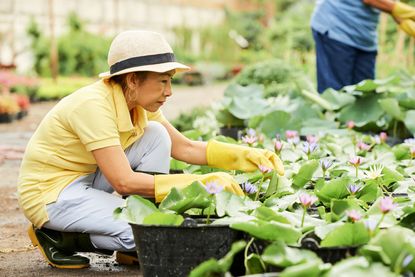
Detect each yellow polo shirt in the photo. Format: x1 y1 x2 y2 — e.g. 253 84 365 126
17 79 167 227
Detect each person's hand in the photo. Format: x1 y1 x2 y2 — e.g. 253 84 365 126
206 140 284 176
392 2 415 20
399 19 415 37
154 172 243 202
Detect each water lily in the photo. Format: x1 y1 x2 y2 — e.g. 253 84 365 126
302 141 318 155
404 138 415 145
240 181 257 194
364 164 384 180
320 158 333 178
258 164 272 174
364 219 377 235
346 121 355 129
274 139 283 155
411 147 415 159
299 193 318 228
380 197 396 214
349 156 363 178
379 132 388 143
246 128 256 137
299 193 318 208
285 130 300 145
347 184 362 196
346 210 361 222
357 141 371 151
204 181 224 195
306 135 318 144
241 135 257 146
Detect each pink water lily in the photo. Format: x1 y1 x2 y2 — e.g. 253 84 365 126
380 132 388 143
346 210 361 222
258 164 272 174
349 156 363 167
302 142 318 156
357 141 371 151
299 194 318 208
274 140 283 154
346 121 355 129
380 197 396 214
320 158 333 171
241 135 257 146
306 135 318 144
204 181 224 195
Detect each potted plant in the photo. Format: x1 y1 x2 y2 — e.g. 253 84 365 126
0 95 20 123
113 181 247 277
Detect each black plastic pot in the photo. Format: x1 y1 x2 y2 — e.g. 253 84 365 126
130 221 241 277
299 232 358 264
219 126 243 140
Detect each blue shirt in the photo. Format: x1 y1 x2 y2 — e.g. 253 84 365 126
311 0 380 51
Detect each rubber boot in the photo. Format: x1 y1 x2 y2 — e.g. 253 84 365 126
28 225 90 269
115 251 140 266
28 225 113 268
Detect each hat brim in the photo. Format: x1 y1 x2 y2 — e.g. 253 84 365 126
99 62 191 79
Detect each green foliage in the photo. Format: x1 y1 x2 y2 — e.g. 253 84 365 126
26 13 110 77
171 107 208 132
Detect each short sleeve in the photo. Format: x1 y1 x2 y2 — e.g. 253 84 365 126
68 99 121 151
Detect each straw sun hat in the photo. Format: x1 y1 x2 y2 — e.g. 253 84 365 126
99 30 190 79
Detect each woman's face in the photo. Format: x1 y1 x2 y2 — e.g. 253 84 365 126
126 70 174 112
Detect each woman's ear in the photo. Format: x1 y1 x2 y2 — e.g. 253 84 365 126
125 73 138 90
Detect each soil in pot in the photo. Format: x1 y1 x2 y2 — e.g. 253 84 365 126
130 220 241 277
219 126 243 140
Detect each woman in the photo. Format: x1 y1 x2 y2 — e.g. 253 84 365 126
18 30 284 269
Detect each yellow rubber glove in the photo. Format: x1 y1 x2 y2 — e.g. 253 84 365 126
392 2 415 20
206 140 284 176
154 172 243 202
399 19 415 37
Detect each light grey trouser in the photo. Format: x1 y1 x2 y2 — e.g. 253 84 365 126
43 122 171 251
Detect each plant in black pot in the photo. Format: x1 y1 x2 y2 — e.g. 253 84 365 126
113 181 248 277
216 83 268 140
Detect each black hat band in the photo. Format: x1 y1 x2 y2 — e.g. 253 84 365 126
110 52 176 74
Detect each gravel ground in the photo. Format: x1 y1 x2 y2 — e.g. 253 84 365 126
0 83 226 276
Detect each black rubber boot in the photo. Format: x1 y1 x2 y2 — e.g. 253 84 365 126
28 225 113 268
28 225 90 269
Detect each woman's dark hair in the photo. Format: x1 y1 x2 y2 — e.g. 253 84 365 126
109 71 149 91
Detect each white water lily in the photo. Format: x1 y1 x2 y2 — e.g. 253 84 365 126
364 164 384 180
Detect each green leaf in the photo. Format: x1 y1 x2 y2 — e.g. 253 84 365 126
142 212 184 226
378 98 405 121
224 83 264 98
404 110 415 136
188 259 221 277
330 199 363 222
321 88 356 110
316 177 351 206
301 89 333 110
382 167 404 186
262 241 319 268
246 253 265 274
215 190 246 217
320 222 370 247
280 261 323 277
231 219 301 243
170 158 189 171
259 110 293 138
392 144 411 160
292 160 319 188
326 256 397 277
159 181 211 214
355 79 379 92
113 195 158 224
253 206 290 224
360 226 415 273
338 94 384 127
265 171 279 197
229 97 269 119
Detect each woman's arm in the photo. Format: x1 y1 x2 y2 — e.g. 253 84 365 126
91 145 155 196
362 0 395 13
161 121 208 165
